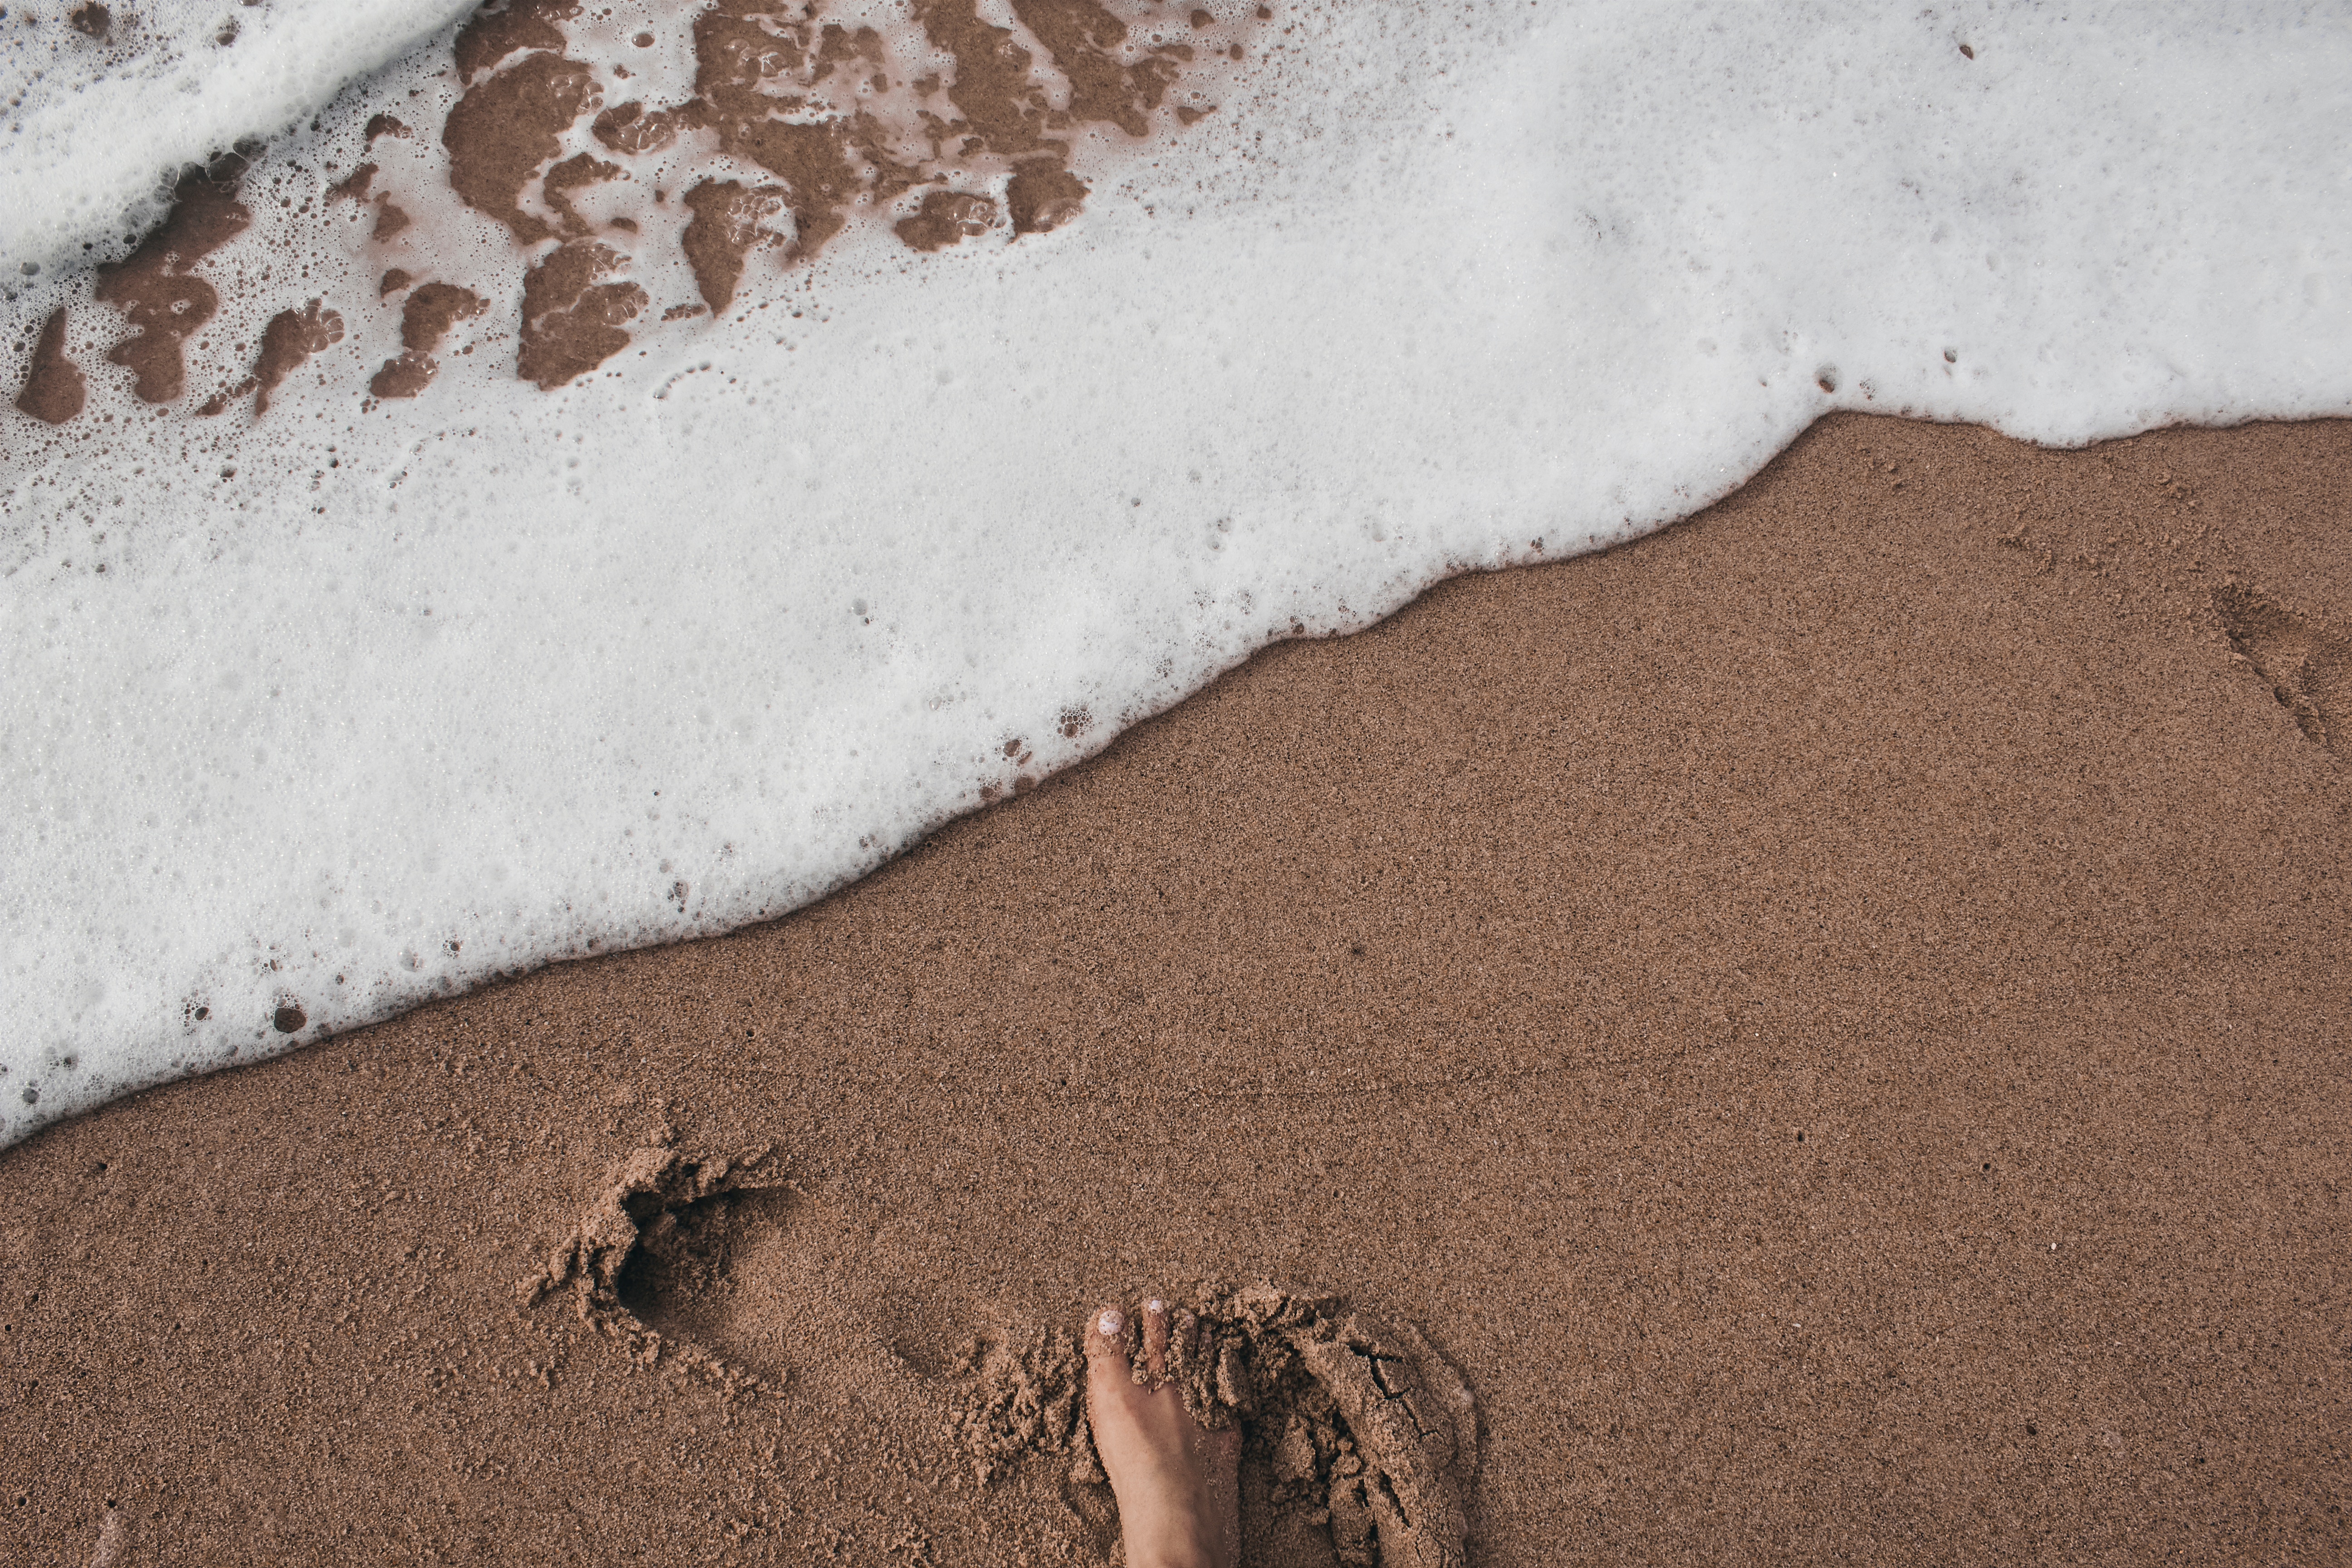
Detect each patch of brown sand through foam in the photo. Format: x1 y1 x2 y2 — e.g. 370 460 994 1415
10 0 1265 423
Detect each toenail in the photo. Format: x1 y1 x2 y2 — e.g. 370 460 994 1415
1098 1310 1123 1335
1146 1298 1165 1314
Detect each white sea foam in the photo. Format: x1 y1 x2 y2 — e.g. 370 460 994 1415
4 0 2349 1145
0 0 476 276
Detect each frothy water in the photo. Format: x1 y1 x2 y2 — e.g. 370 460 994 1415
4 0 2349 1145
1 0 479 277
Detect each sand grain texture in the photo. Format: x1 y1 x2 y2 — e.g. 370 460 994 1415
1 416 2347 1564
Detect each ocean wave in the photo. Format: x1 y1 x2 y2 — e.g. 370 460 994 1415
3 0 2348 1145
1 0 475 274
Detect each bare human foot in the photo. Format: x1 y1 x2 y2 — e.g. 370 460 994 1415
1084 1297 1243 1568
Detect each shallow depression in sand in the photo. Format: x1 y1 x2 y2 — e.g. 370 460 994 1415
3 0 2352 1141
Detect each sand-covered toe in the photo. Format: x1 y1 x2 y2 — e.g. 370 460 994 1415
955 1281 1479 1568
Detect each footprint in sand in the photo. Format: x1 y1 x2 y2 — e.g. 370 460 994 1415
529 1147 1481 1568
524 1144 960 1404
2215 583 2348 752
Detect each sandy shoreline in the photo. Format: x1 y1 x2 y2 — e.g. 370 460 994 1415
2 412 2347 1563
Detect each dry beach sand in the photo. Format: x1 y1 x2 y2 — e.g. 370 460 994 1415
0 411 2347 1563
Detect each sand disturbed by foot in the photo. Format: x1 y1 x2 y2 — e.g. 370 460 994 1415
0 414 2346 1563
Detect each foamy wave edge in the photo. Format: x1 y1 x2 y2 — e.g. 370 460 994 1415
4 0 2350 1147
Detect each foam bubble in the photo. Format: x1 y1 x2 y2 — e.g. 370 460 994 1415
3 0 2350 1145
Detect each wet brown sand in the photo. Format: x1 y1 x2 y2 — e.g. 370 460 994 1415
1 413 2347 1565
